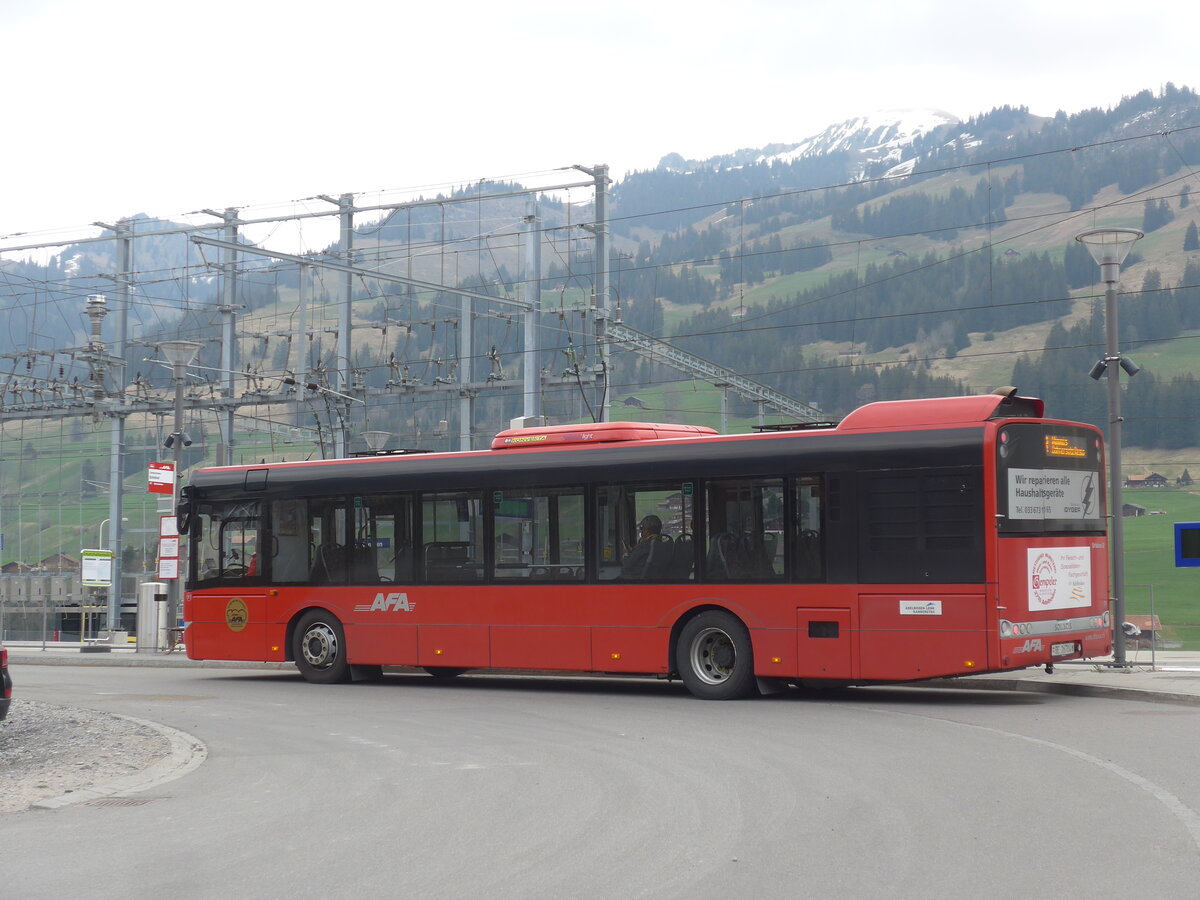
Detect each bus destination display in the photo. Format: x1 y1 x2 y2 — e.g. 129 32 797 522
1044 434 1087 459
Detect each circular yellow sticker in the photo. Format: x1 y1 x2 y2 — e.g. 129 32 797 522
225 597 249 632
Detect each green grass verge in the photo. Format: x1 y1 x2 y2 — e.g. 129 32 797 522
1120 486 1200 649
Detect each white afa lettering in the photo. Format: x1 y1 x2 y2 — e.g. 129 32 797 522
366 592 414 613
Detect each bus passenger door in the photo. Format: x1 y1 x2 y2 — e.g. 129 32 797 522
796 608 852 679
187 591 270 661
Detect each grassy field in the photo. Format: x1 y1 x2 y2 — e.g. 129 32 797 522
1120 486 1200 650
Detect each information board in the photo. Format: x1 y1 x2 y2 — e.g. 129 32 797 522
81 549 114 587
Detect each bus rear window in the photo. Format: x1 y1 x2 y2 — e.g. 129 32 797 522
996 423 1105 534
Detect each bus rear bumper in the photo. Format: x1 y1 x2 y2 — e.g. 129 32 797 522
999 611 1112 666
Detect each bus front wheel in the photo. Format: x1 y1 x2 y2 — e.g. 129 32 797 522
294 610 351 684
676 610 757 700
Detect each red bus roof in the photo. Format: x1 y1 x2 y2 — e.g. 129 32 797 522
837 392 1044 431
491 421 718 450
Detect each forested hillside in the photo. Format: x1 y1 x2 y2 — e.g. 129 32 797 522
597 85 1200 445
3 85 1198 449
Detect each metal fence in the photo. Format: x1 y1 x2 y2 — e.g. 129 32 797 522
0 573 149 642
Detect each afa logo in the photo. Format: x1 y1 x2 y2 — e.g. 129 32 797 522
354 592 416 613
1015 638 1044 654
225 597 249 632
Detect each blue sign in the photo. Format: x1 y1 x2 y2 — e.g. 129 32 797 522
1174 522 1200 568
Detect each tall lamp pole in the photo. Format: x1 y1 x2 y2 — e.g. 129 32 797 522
1075 227 1143 667
98 516 127 551
159 340 203 642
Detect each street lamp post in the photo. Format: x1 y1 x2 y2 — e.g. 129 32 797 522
1076 227 1143 667
159 340 203 642
98 516 128 551
95 515 126 639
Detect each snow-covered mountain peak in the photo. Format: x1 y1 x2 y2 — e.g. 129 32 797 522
761 109 961 168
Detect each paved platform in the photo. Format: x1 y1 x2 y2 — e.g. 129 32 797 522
951 650 1200 706
6 641 1200 704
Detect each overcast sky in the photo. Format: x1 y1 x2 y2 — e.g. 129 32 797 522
1 0 1193 246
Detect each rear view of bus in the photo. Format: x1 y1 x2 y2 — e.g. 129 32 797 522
992 416 1112 669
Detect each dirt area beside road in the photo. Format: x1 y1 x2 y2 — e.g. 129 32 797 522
0 700 170 813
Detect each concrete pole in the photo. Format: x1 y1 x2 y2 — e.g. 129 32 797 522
106 222 131 633
170 361 185 637
295 263 310 428
593 165 612 422
336 194 354 458
522 198 543 423
218 209 239 467
459 294 474 451
1104 278 1128 667
1076 226 1142 668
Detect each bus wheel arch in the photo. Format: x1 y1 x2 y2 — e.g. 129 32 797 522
292 608 351 684
672 606 758 700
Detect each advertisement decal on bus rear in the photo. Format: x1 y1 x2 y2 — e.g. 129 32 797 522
1006 468 1098 520
1027 548 1091 611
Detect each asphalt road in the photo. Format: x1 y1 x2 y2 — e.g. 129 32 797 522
4 665 1200 899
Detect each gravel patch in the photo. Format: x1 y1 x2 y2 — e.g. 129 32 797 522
0 700 171 813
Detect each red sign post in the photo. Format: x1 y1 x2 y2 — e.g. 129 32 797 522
148 462 175 495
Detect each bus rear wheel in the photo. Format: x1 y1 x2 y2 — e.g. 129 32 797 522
294 610 350 684
677 610 757 700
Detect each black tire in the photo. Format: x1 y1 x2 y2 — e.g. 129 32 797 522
676 610 757 700
423 666 468 679
294 610 350 684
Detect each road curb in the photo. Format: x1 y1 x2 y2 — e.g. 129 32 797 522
32 714 208 810
8 652 292 671
927 676 1200 707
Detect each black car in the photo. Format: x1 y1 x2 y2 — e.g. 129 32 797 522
0 640 11 721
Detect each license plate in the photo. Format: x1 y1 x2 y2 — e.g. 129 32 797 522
1051 641 1077 658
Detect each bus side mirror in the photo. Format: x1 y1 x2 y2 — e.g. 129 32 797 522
177 485 194 535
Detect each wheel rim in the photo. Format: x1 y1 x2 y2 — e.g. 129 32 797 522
301 622 339 670
688 625 737 685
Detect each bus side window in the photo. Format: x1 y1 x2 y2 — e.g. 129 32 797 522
704 478 784 582
492 489 585 581
596 483 693 582
422 492 483 583
270 500 310 583
308 499 349 585
356 495 415 585
793 475 824 582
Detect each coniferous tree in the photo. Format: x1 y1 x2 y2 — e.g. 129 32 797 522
80 459 97 497
1184 220 1199 251
1142 198 1174 232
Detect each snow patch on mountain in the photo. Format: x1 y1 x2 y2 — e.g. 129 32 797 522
759 108 961 175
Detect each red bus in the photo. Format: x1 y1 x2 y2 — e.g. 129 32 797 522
178 389 1112 699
